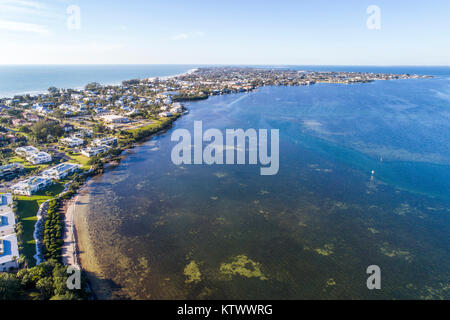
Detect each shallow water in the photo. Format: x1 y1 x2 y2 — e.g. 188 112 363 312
85 71 450 299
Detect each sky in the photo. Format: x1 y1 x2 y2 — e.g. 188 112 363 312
0 0 449 65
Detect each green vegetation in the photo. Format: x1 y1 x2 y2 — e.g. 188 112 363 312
127 116 179 142
15 183 65 267
1 260 89 300
219 255 268 281
184 261 202 284
42 199 64 261
69 153 91 170
29 120 63 143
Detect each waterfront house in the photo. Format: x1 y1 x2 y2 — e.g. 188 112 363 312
159 112 173 118
81 145 110 158
11 176 53 196
42 163 80 180
93 137 118 147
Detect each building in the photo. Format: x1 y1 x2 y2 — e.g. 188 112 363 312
42 163 80 180
28 151 52 165
81 145 110 158
0 194 15 237
15 146 52 164
100 114 130 124
0 163 24 181
15 146 39 156
0 234 19 271
159 112 173 118
0 194 19 272
11 176 53 196
61 137 84 147
93 137 117 147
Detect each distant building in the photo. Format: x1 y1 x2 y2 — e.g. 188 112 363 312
15 146 39 156
159 112 173 118
61 137 84 147
100 114 130 124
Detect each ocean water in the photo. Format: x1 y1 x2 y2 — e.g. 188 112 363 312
0 65 198 98
77 66 450 300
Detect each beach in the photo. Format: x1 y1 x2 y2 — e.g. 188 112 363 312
65 183 114 300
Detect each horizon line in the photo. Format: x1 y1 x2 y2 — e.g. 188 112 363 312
0 63 449 68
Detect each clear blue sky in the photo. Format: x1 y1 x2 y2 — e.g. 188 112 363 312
0 0 449 65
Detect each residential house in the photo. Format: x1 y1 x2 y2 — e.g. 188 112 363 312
28 152 52 165
41 163 80 180
100 114 130 124
0 163 25 181
11 176 53 196
60 137 84 147
93 137 118 147
81 145 110 158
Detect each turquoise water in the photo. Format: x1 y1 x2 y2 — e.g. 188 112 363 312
0 65 198 97
80 67 450 300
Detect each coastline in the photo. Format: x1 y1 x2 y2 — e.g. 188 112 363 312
11 66 436 299
0 67 199 99
67 182 115 300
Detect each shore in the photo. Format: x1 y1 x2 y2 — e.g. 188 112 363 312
65 182 116 300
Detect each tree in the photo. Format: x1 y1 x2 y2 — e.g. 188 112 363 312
30 121 63 143
0 273 21 300
48 87 58 95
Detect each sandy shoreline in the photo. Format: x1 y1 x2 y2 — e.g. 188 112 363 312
63 182 114 300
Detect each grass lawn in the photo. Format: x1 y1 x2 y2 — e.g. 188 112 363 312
127 117 176 135
68 153 91 170
8 156 48 171
15 182 66 267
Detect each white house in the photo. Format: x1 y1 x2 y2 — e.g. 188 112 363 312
42 163 80 180
0 194 15 237
93 137 117 147
61 137 84 147
15 146 52 164
15 146 39 157
100 114 130 124
159 112 173 118
28 151 52 165
11 176 53 196
81 145 110 158
0 194 19 271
